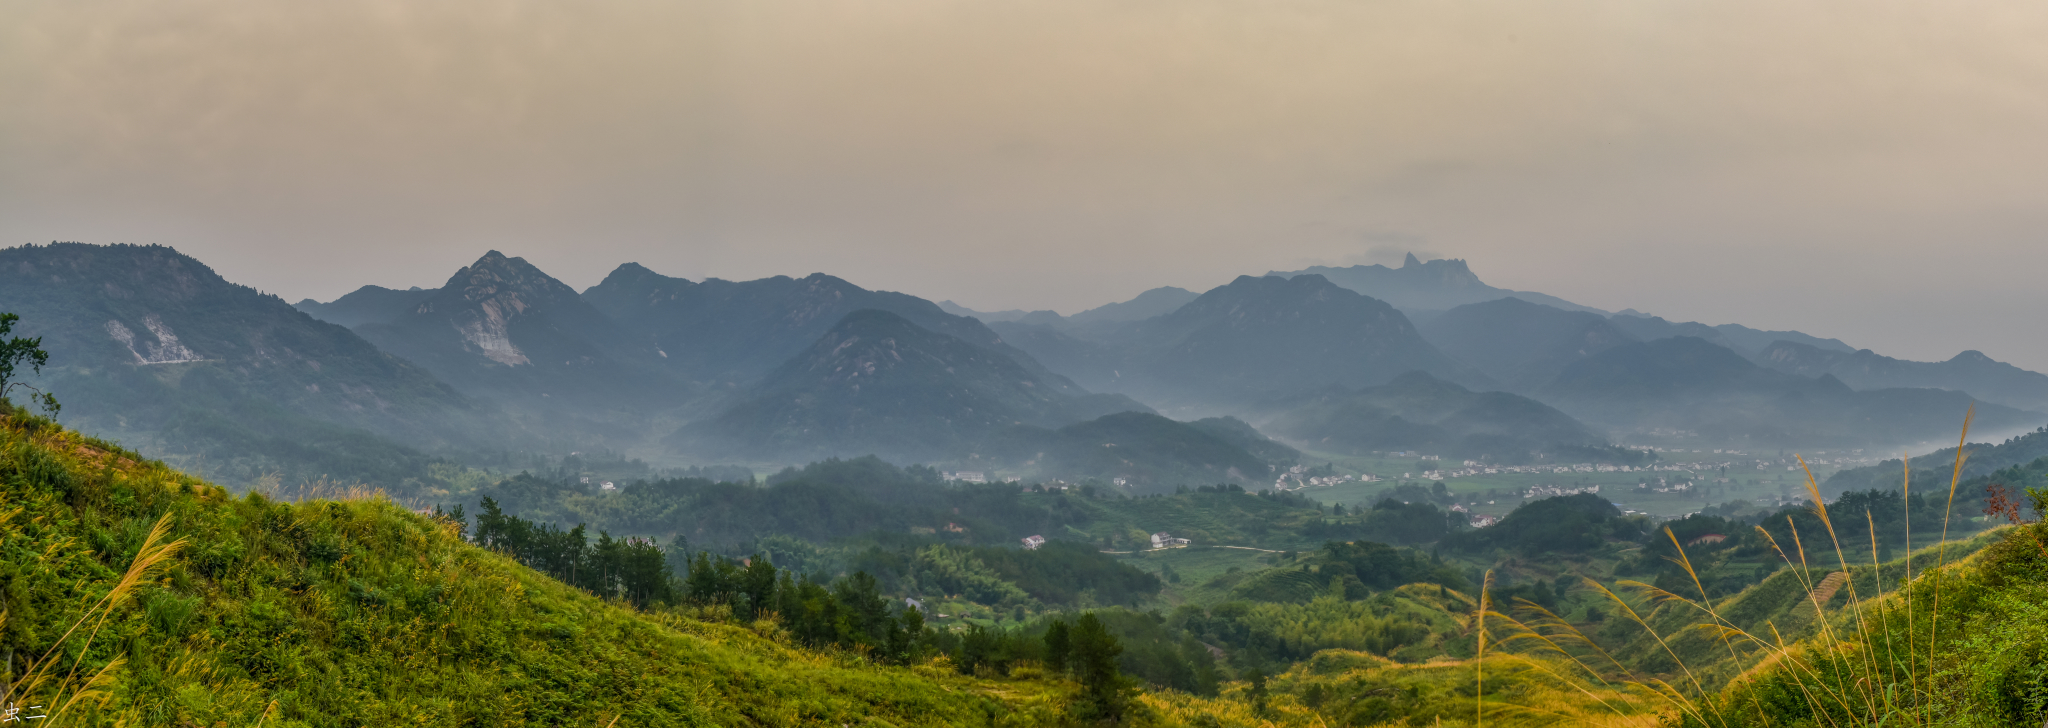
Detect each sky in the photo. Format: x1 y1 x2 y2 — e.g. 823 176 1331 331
6 0 2048 369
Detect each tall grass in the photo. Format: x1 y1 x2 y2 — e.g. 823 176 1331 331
1469 407 2046 727
3 511 185 725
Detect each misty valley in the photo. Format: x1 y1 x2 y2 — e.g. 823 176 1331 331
4 241 2046 726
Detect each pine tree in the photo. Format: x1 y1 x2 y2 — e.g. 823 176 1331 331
1069 613 1130 720
1043 619 1073 674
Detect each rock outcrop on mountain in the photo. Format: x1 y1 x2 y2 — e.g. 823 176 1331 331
0 242 498 487
350 251 676 410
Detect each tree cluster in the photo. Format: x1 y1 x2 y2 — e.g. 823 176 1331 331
470 497 676 607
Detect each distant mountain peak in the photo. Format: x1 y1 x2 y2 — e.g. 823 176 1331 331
444 250 576 299
1265 255 1602 315
1117 271 1488 402
608 261 659 277
678 309 1141 462
580 261 1076 392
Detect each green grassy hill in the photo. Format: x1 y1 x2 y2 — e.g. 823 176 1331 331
1671 522 2047 726
0 406 1074 726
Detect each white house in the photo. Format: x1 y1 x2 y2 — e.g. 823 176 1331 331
943 471 988 483
1150 532 1191 548
1021 535 1046 550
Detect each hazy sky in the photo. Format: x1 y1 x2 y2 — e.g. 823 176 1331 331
6 1 2048 369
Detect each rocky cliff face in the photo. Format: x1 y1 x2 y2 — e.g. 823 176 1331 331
351 251 680 411
0 242 502 483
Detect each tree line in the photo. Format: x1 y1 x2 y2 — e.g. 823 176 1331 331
454 496 1138 719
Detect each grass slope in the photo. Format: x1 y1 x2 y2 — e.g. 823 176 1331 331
1681 522 2048 726
0 408 1071 726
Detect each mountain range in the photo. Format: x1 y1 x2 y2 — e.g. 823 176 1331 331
345 251 677 412
672 309 1147 464
1757 340 2048 411
0 243 502 487
990 274 1489 413
10 242 2046 490
585 263 1060 389
1541 336 2035 448
938 286 1200 329
1605 312 1856 360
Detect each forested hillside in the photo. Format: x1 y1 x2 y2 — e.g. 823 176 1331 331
1260 371 1609 462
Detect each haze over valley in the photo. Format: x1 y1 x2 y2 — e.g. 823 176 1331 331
9 2 2048 724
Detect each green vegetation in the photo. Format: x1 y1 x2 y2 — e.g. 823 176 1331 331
0 406 1092 726
1264 371 1611 464
988 412 1290 490
1824 424 2048 496
17 294 2047 725
1446 493 1644 554
1692 521 2048 726
12 392 2039 725
0 312 59 415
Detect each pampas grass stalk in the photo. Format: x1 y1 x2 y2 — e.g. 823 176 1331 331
11 512 185 725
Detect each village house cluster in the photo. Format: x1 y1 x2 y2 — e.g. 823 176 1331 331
1273 465 1367 492
1522 483 1601 499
